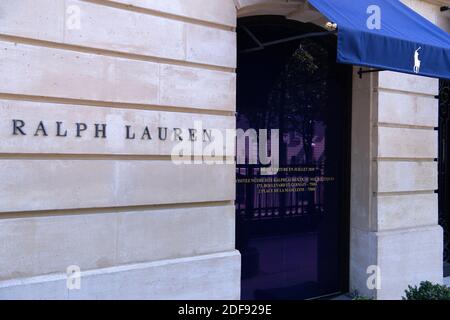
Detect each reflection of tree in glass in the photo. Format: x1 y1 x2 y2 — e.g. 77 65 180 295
268 40 329 165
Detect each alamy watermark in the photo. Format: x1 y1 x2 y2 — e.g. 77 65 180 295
169 121 280 176
367 265 381 290
367 5 381 30
66 5 82 30
67 265 81 290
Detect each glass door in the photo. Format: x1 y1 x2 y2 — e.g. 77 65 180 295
236 16 351 300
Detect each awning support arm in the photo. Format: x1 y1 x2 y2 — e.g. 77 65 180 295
240 30 336 53
358 68 385 79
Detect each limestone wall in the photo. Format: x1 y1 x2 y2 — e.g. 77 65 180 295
0 0 239 299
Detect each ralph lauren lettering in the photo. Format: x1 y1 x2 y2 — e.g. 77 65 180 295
56 121 68 137
12 119 26 136
34 121 48 137
11 120 214 143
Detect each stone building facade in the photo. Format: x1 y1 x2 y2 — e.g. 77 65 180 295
0 0 449 300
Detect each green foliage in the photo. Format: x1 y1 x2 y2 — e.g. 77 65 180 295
352 295 372 301
403 281 450 300
349 290 373 300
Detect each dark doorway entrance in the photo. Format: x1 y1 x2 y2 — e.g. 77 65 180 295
235 16 351 300
438 79 450 277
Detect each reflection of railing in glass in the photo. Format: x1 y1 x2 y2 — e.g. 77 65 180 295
236 164 327 221
236 40 332 222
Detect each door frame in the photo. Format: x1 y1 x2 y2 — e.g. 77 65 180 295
438 79 450 276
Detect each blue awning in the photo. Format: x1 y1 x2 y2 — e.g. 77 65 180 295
308 0 450 79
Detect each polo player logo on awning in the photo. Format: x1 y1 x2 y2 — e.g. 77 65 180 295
414 47 422 74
